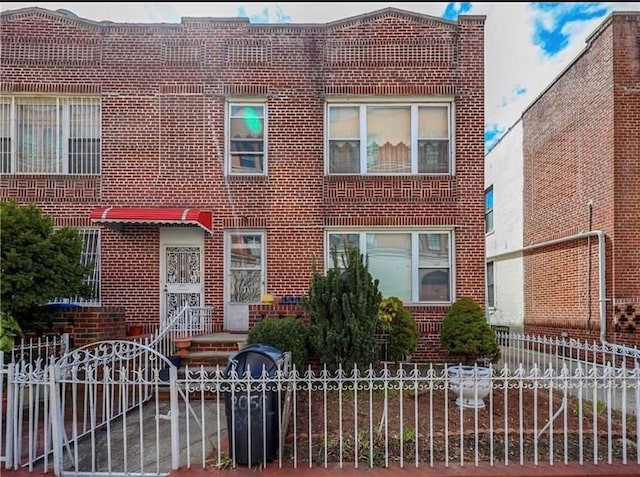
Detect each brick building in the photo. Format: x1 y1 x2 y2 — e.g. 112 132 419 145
0 6 486 361
487 11 639 346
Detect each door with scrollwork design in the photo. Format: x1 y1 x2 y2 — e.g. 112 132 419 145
160 228 203 327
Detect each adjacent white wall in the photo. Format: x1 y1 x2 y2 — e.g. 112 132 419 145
485 119 524 332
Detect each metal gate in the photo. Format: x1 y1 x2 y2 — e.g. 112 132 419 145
51 340 181 476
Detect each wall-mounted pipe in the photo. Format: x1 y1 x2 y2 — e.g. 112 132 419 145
520 230 607 344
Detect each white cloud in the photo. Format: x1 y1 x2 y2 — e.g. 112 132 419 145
2 2 639 148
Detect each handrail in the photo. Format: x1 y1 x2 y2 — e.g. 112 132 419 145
146 305 215 357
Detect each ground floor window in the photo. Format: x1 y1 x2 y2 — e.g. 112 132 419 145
327 230 453 303
49 227 101 306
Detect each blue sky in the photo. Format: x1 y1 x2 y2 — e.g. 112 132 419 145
3 2 639 152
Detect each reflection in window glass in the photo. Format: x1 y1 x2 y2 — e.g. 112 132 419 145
367 106 410 174
485 187 494 233
487 261 495 308
229 104 265 174
367 233 411 301
419 269 450 302
327 103 451 175
327 231 452 303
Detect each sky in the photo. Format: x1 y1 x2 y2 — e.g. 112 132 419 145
2 2 639 152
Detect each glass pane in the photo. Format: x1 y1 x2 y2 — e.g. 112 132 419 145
419 233 449 267
329 106 359 138
486 210 493 234
367 233 411 301
230 105 264 137
69 138 100 174
329 140 360 173
418 106 448 138
328 233 359 268
230 270 262 303
418 140 449 174
0 100 9 173
419 269 450 301
485 188 493 210
16 101 60 173
487 262 495 308
229 152 263 174
367 106 410 173
230 235 262 268
0 100 10 136
70 102 100 139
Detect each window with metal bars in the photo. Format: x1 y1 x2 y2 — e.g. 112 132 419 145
49 228 101 306
0 96 101 175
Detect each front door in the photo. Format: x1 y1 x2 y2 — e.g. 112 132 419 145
225 231 265 331
160 228 204 327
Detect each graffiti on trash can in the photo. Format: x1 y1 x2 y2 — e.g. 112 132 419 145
231 393 266 427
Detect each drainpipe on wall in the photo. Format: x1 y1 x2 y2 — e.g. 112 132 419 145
521 230 608 345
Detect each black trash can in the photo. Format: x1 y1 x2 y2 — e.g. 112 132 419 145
224 344 287 466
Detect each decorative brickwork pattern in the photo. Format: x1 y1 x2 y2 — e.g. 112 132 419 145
0 6 487 362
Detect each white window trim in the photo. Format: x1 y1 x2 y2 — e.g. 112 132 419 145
224 229 267 304
325 99 455 176
325 228 456 304
0 95 101 175
225 99 268 176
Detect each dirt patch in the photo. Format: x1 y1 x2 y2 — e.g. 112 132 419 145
282 371 637 466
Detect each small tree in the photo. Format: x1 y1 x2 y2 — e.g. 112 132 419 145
379 297 419 362
303 245 382 371
440 296 501 365
0 200 95 331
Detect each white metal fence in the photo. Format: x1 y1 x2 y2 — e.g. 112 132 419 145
2 329 640 475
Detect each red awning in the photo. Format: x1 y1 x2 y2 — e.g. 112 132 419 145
90 206 213 234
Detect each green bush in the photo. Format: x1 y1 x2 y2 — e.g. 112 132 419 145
440 297 501 365
379 297 419 361
0 200 94 331
247 316 309 371
303 245 382 371
0 310 23 353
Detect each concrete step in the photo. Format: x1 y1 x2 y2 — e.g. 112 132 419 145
177 332 249 367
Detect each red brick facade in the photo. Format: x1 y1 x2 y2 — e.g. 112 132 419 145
0 7 487 362
522 12 640 346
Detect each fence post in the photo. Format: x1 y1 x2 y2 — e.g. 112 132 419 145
49 364 64 476
169 365 180 470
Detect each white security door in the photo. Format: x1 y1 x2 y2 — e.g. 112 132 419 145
160 228 204 327
225 231 265 331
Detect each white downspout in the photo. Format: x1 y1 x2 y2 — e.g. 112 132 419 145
518 230 608 344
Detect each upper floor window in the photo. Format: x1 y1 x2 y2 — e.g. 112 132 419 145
327 103 452 175
227 103 266 175
0 96 101 175
485 186 494 234
327 230 453 304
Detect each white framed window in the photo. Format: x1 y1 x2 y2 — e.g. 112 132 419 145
226 102 266 175
486 261 495 309
0 96 101 175
485 186 494 234
49 228 101 306
228 232 265 303
327 103 452 175
327 230 454 303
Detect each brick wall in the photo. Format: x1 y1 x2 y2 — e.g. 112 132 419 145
522 13 640 346
0 8 487 360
